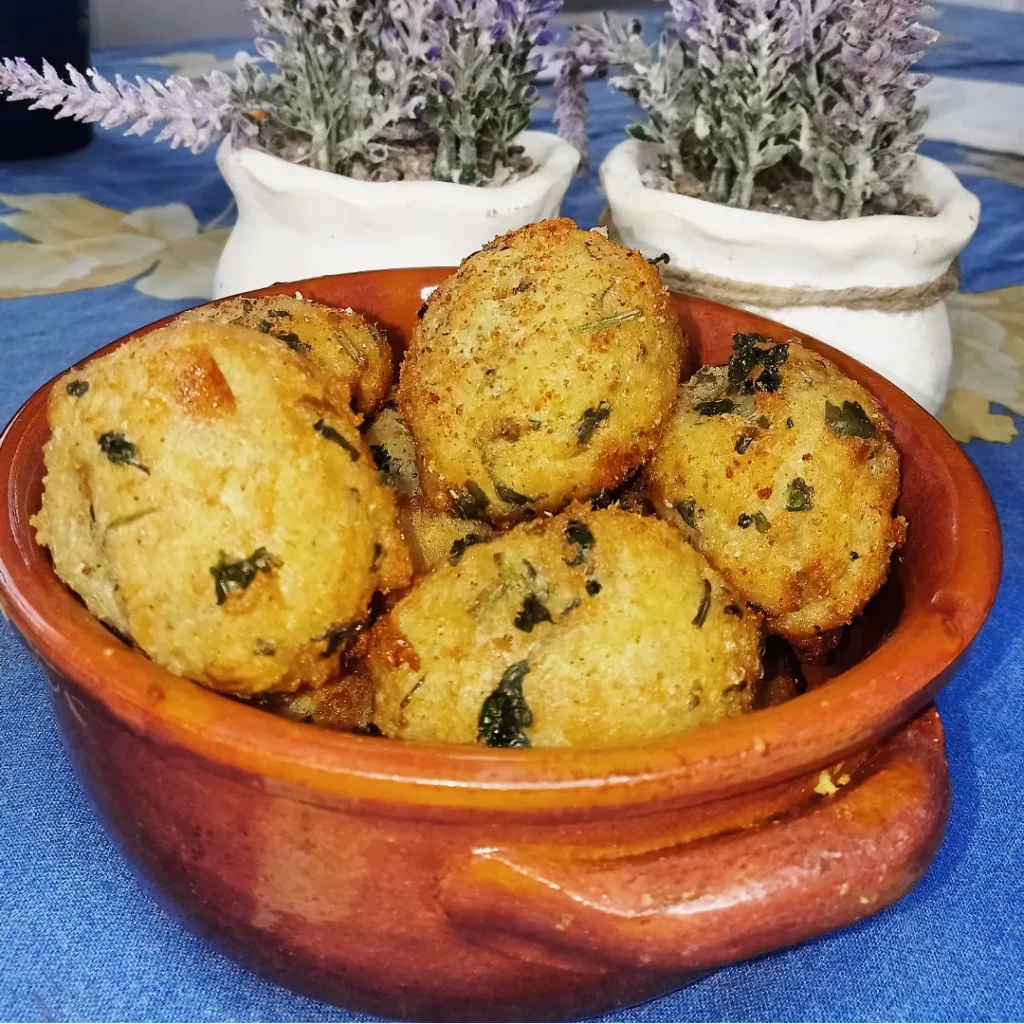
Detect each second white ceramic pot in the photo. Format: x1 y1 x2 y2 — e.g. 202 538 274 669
214 131 581 298
601 140 980 414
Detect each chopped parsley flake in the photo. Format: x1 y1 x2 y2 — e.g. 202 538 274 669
478 660 533 747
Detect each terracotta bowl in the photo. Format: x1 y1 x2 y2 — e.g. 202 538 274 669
0 270 1002 1022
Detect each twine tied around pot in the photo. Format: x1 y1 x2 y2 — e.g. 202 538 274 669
600 210 960 313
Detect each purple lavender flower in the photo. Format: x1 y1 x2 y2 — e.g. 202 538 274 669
423 0 562 183
554 53 590 161
0 57 244 153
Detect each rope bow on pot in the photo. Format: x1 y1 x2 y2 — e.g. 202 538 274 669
600 210 960 314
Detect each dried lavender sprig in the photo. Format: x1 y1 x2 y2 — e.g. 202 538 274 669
825 0 937 216
559 15 696 180
553 53 590 163
0 57 251 153
425 0 559 184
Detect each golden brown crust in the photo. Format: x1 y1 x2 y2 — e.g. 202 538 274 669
366 507 762 747
32 320 411 696
177 293 393 417
646 339 906 654
398 218 685 523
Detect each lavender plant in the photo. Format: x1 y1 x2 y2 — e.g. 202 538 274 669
424 0 559 184
0 0 560 186
557 0 937 219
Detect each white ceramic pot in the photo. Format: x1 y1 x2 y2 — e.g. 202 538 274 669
213 131 580 298
601 140 980 414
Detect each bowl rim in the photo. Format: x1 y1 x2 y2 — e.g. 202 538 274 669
0 268 1002 818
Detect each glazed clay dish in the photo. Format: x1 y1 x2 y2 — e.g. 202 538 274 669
0 267 1001 1022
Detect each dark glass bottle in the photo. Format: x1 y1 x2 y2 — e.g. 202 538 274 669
0 0 92 160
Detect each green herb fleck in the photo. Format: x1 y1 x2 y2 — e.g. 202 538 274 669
449 533 487 565
673 498 698 528
786 417 794 429
106 507 158 531
313 621 363 658
738 513 753 529
253 639 276 657
400 679 423 711
211 547 278 605
267 309 291 319
724 604 743 618
512 279 534 293
695 399 736 416
314 419 360 461
478 660 533 748
574 308 642 333
574 401 612 444
451 480 490 520
514 594 553 633
693 579 712 628
563 520 594 565
370 444 392 474
258 319 273 333
98 432 149 474
495 481 531 507
735 434 753 454
276 331 311 354
66 380 89 397
825 400 876 439
586 580 602 596
753 511 772 533
785 477 814 512
728 333 789 394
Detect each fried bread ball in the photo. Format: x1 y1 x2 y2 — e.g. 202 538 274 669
398 219 684 523
646 334 906 658
364 399 495 575
368 507 762 747
33 320 411 695
178 293 393 417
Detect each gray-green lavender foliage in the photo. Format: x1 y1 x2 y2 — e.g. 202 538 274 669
557 0 938 218
0 0 560 186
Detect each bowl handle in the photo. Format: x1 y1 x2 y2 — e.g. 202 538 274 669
440 707 949 973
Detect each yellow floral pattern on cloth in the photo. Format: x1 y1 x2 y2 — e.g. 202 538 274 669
0 194 229 301
942 287 1024 444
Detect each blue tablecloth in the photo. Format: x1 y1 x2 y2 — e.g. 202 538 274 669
2 5 1023 1021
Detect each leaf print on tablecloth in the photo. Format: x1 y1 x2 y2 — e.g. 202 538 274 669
941 287 1024 443
141 52 247 79
947 149 1024 190
0 193 229 301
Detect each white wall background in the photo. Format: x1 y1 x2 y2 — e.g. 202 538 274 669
91 0 253 47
